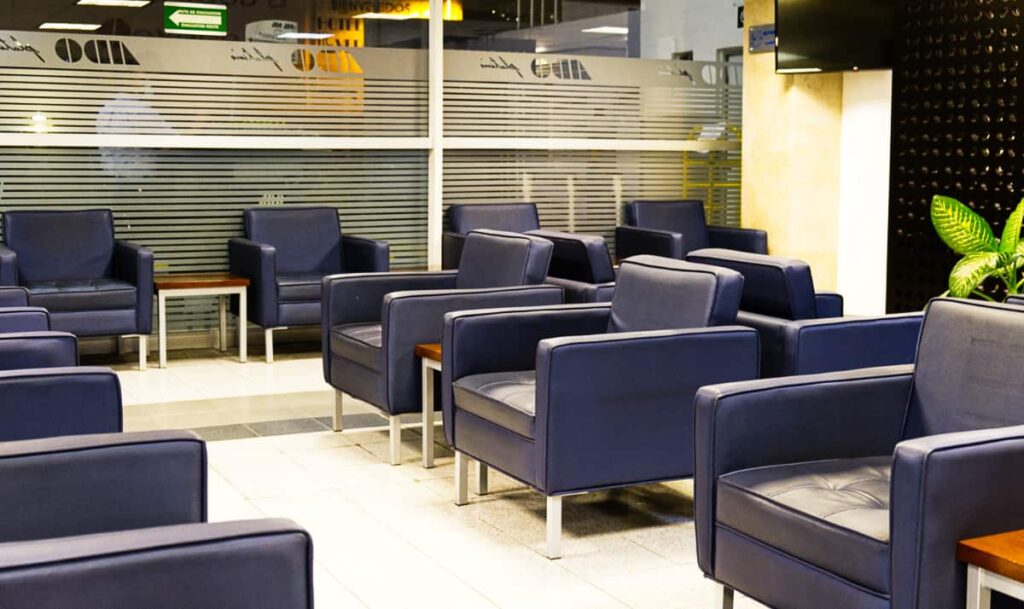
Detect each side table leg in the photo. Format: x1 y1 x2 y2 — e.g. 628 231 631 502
218 295 227 352
238 289 247 363
158 293 168 368
422 362 435 468
967 566 992 609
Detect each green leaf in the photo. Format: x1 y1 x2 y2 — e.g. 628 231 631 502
949 252 1001 298
1001 199 1024 254
931 195 998 254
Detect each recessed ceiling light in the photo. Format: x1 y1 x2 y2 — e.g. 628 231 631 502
776 67 823 74
353 12 412 20
277 32 334 40
581 26 629 35
76 0 152 7
39 22 102 31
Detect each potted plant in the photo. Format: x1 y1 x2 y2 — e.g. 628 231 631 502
931 195 1024 301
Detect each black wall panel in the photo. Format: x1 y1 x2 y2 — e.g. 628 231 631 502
888 0 1023 311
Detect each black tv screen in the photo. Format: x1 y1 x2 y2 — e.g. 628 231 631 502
775 0 895 73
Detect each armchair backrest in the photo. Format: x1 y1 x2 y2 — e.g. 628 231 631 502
527 230 615 283
608 255 744 332
456 230 553 289
2 210 115 283
625 200 709 251
686 248 819 320
448 203 540 235
904 299 1024 439
243 207 342 275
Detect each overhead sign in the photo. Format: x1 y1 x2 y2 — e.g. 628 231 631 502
164 2 227 37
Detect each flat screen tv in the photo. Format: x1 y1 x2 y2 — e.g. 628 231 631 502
775 0 895 73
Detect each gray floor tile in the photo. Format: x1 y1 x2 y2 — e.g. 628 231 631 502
192 424 259 441
247 418 331 437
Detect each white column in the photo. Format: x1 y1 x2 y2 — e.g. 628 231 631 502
427 0 445 270
837 70 893 315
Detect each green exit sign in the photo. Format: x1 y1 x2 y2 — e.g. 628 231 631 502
164 2 227 37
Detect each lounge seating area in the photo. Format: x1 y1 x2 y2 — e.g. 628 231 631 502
5 194 1009 609
1 2 1018 604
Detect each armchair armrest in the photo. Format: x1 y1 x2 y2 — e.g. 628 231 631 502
0 332 77 370
0 245 16 286
0 367 121 441
442 303 612 443
114 241 155 335
534 326 760 494
614 226 684 260
891 426 1024 609
442 232 467 270
0 431 205 543
229 238 276 328
737 311 922 377
694 366 913 575
707 226 769 254
384 285 564 411
342 235 390 273
814 291 845 318
0 307 50 333
0 519 312 609
543 276 616 304
0 287 28 307
321 271 458 380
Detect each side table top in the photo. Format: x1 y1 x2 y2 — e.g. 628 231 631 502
415 343 442 362
155 273 250 291
959 530 1024 582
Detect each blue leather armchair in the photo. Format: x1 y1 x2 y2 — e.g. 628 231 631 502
229 207 390 363
442 255 760 558
527 229 617 303
687 248 923 377
324 229 563 465
0 332 78 371
0 431 312 608
616 200 768 260
696 298 1024 609
0 210 153 370
442 203 541 269
1009 295 1024 307
0 367 121 441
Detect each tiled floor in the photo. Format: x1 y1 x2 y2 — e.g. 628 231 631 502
102 348 767 609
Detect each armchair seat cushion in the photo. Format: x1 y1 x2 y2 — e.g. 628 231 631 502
25 279 136 312
330 323 382 370
453 371 537 439
717 456 891 594
277 273 325 303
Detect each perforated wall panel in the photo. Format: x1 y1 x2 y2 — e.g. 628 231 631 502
888 0 1024 311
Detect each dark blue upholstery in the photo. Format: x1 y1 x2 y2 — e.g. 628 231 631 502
0 332 78 371
0 287 28 308
0 431 312 608
443 256 759 546
0 367 121 442
695 298 1024 609
616 200 768 260
0 308 50 334
442 203 541 269
324 229 562 418
687 248 922 377
0 210 153 338
230 207 389 330
528 229 617 303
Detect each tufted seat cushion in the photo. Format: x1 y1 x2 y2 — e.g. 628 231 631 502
25 279 136 312
716 456 892 594
277 273 325 303
453 371 537 439
330 323 382 371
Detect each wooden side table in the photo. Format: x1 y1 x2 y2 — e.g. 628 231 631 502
415 343 442 468
959 530 1024 608
154 273 250 368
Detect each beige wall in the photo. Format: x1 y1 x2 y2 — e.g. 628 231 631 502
742 0 844 289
